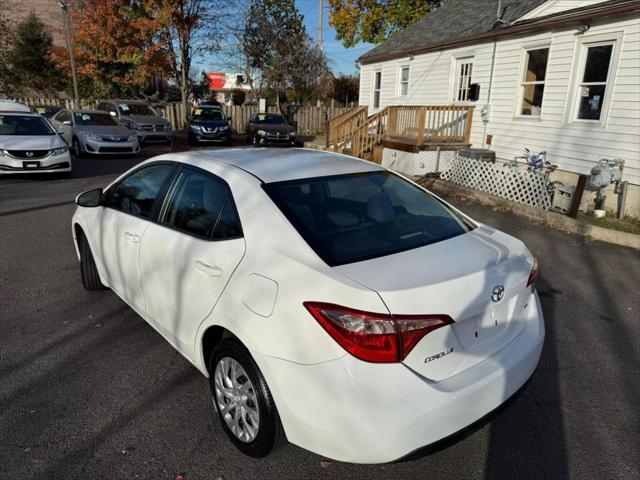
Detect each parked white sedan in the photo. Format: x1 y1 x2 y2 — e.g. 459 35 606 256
71 148 544 463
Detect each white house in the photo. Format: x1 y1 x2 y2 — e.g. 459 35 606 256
357 0 640 216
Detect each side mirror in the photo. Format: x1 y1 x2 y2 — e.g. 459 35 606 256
75 188 103 208
109 111 117 117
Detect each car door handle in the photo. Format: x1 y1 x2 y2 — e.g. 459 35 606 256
124 231 140 243
195 260 223 278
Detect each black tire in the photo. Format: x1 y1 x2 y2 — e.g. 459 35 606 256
209 339 285 457
78 230 104 291
72 137 85 158
188 132 198 147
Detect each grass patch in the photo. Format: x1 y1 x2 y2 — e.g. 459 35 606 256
577 212 640 235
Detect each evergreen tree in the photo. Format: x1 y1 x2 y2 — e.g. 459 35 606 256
5 12 63 93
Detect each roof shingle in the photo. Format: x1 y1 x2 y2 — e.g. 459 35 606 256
358 0 550 62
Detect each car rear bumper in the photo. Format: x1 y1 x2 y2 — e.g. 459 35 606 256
0 152 72 173
254 291 544 464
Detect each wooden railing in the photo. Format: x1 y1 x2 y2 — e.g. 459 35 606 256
327 104 474 159
327 106 367 148
387 105 474 144
352 108 389 158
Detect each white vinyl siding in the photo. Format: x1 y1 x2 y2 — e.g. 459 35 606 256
358 14 640 185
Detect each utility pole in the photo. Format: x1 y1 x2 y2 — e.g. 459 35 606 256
318 0 323 51
59 2 80 106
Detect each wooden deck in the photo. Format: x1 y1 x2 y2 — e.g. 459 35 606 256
327 105 474 159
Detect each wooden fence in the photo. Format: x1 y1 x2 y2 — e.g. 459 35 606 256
10 97 353 135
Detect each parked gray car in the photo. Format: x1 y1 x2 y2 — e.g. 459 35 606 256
96 99 173 145
51 109 140 157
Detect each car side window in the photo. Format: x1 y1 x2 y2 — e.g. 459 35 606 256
56 110 70 123
162 167 242 240
105 163 175 219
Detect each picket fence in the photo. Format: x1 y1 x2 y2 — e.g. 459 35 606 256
10 97 352 135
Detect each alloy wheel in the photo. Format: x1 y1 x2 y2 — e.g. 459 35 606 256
214 356 260 443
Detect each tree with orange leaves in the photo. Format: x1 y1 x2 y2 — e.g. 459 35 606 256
59 0 173 98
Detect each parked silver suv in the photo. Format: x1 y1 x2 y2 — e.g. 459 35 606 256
96 99 173 145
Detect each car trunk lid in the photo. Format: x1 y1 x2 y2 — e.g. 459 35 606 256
334 226 535 381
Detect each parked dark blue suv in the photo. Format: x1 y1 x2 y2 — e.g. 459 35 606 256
188 105 232 146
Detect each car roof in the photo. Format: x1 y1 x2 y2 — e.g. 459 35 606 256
69 109 111 114
0 111 41 117
0 100 31 112
107 99 147 104
194 148 384 183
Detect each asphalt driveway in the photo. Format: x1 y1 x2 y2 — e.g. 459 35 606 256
1 153 638 480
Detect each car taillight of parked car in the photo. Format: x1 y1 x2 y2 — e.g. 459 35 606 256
304 302 454 363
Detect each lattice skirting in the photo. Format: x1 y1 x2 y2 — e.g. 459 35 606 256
381 149 457 177
382 149 552 210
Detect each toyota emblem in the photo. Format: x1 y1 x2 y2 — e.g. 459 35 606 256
491 285 505 302
25 151 34 158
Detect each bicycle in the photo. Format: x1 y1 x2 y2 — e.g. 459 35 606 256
506 148 564 204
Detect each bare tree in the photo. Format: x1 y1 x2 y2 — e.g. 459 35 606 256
229 0 332 108
153 0 230 117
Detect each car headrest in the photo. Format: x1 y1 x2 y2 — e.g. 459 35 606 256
367 193 395 223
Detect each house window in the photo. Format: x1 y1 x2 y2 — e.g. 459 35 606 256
373 71 382 108
455 58 474 102
519 47 549 116
399 66 410 96
575 43 614 121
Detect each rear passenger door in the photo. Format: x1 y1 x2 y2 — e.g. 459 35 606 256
99 162 176 312
138 165 245 359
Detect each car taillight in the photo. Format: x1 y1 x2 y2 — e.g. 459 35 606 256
527 258 538 287
304 302 454 363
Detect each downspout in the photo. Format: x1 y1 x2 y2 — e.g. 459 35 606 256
483 37 498 149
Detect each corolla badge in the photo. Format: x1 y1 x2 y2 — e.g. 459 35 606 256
491 285 505 302
424 347 453 363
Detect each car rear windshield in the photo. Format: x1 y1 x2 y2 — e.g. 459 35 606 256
263 172 474 266
255 114 286 125
74 112 119 126
0 115 55 135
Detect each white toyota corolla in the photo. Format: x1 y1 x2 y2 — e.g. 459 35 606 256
72 148 544 463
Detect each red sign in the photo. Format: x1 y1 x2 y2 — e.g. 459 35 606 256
206 72 226 90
